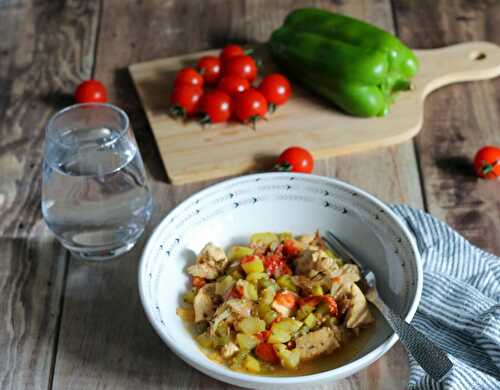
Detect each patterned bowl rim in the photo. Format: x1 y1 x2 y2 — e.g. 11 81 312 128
138 172 423 386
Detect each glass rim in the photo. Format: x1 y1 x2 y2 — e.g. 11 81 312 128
45 103 130 148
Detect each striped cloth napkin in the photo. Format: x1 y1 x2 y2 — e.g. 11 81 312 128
390 205 500 390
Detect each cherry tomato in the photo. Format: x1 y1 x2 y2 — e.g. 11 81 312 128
169 85 203 118
174 67 204 88
255 343 280 364
220 44 246 62
223 55 257 81
233 88 268 128
258 73 292 110
275 147 314 173
474 146 500 179
196 56 221 85
198 90 232 124
74 80 107 103
217 75 250 96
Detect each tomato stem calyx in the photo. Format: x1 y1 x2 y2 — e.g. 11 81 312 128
480 160 499 177
168 105 187 120
198 113 212 127
268 103 277 115
274 162 293 172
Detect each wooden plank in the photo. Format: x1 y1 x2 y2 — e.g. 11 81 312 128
392 0 500 256
52 1 421 389
0 1 101 389
129 41 500 184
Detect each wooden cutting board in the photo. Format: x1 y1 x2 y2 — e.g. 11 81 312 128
129 42 500 185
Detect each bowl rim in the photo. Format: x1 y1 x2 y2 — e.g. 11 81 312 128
138 172 423 386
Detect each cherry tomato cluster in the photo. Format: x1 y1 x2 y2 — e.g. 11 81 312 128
169 44 292 128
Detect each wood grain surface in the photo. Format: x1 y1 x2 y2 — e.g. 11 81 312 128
0 1 498 390
129 40 500 184
0 1 101 390
393 0 500 256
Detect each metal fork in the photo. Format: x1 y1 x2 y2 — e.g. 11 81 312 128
324 231 453 382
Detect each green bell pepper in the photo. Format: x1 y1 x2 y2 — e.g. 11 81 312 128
268 8 419 117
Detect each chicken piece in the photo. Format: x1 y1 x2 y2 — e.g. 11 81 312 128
226 298 254 319
295 327 340 361
272 300 291 318
193 283 216 322
187 263 219 280
187 243 229 280
294 249 340 278
330 264 361 299
346 283 374 328
210 307 231 336
221 342 239 359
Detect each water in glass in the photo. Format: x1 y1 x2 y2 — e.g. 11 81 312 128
42 104 153 260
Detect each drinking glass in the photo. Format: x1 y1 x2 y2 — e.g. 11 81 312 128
42 103 153 260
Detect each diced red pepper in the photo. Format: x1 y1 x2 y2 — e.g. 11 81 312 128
274 291 298 310
240 255 256 264
256 330 271 343
228 285 244 299
298 296 322 307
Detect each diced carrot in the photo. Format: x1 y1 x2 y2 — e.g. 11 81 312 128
192 276 206 288
331 276 341 284
322 295 338 316
255 342 280 364
274 291 298 309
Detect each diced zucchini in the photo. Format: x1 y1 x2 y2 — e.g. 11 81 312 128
278 232 294 241
276 275 298 292
236 333 258 351
238 317 266 335
296 304 315 320
241 257 265 274
215 321 230 337
267 331 291 344
315 302 330 316
258 278 273 290
244 354 261 373
263 310 279 325
183 290 196 304
194 320 209 335
229 269 244 280
196 332 213 348
215 275 235 296
230 351 248 369
176 307 195 322
228 246 254 261
250 232 279 247
246 272 268 284
271 318 303 334
238 280 258 301
304 313 317 328
258 302 271 318
275 344 300 370
260 285 277 306
312 285 324 296
214 334 230 348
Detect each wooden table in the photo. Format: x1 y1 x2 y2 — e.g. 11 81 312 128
1 1 499 389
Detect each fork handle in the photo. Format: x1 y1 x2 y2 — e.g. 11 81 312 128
368 295 453 382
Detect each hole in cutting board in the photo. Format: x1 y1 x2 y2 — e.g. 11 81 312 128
469 51 487 60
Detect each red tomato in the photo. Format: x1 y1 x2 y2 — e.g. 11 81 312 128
233 88 268 127
74 80 107 103
256 330 271 343
283 239 302 258
255 343 280 364
198 90 232 124
474 146 500 179
169 85 203 118
258 73 292 109
275 147 314 173
229 285 244 299
174 67 204 88
223 55 257 81
220 44 246 63
196 56 221 85
217 75 250 96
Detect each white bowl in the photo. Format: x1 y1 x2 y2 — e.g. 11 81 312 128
139 173 422 389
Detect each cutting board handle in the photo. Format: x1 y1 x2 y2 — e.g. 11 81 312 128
416 41 500 97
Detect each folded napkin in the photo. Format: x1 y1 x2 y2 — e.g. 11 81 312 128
390 205 500 390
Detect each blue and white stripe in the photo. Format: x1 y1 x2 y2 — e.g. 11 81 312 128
390 205 500 389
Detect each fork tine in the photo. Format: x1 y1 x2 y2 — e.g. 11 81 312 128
324 231 364 271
